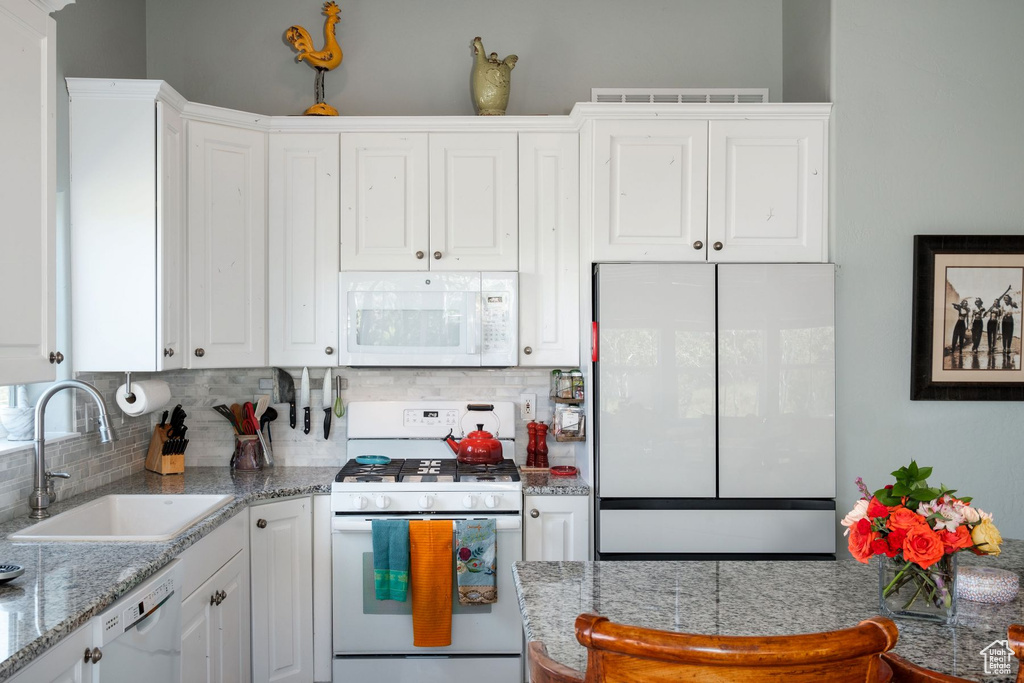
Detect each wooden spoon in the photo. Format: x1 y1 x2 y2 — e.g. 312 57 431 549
231 404 245 434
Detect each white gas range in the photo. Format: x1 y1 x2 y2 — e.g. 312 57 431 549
331 401 524 683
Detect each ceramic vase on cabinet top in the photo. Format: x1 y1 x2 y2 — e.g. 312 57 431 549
470 37 517 116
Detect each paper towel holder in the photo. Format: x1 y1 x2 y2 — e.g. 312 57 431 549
122 372 137 405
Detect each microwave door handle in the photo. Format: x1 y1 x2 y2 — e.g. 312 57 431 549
466 293 481 355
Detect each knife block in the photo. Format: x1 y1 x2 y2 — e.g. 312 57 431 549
145 424 185 475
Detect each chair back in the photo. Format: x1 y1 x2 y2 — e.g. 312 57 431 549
574 612 899 682
881 652 972 682
528 641 585 683
1008 624 1024 683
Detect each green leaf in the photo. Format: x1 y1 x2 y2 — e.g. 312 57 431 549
908 461 919 478
874 487 899 506
910 487 941 501
891 482 913 497
917 466 933 480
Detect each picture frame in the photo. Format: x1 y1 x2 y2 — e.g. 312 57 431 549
911 234 1024 400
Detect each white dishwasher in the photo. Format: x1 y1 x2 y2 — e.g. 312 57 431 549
91 560 182 683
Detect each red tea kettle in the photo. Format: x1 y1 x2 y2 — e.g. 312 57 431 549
443 424 503 464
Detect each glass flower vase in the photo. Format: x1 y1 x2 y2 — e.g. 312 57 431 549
878 553 957 624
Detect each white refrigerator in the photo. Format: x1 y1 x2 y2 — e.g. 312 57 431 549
594 263 837 558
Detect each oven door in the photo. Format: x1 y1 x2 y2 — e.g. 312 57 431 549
339 272 481 366
331 514 523 656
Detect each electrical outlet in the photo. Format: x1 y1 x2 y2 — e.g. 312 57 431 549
520 393 536 420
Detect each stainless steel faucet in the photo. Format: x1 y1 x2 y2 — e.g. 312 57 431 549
29 379 117 519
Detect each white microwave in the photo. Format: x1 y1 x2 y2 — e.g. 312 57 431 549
338 272 518 366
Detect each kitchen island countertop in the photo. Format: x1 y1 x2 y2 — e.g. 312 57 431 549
0 466 336 681
514 542 1024 682
521 470 590 496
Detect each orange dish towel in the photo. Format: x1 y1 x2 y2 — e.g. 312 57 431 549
409 519 453 647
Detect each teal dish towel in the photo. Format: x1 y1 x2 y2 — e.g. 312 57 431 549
372 519 409 601
455 518 497 605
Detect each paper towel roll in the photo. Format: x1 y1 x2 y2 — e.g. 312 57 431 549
115 380 172 417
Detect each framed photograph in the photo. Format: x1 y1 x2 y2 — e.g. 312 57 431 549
911 235 1024 400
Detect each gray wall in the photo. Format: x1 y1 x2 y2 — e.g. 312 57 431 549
833 1 1024 540
782 0 830 102
145 0 783 115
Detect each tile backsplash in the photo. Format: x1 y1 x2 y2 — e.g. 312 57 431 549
0 366 574 524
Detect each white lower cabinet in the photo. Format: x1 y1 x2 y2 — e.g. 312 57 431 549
6 623 94 683
523 495 589 561
250 496 314 683
181 550 251 683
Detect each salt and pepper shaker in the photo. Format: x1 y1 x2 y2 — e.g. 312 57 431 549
535 423 549 468
526 421 538 467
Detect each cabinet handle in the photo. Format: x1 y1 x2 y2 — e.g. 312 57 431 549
692 240 703 250
433 251 442 260
416 251 425 259
210 593 218 606
49 351 64 364
523 346 532 355
713 242 723 251
325 346 334 355
194 348 205 357
257 518 267 529
530 509 540 518
163 348 175 357
84 647 102 664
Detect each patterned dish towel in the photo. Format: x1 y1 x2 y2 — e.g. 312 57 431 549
371 519 409 601
455 518 497 605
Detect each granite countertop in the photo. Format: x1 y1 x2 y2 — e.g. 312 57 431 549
514 541 1024 682
0 466 337 681
520 470 590 496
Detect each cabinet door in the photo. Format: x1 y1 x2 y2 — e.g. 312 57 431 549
269 133 340 366
592 120 708 262
707 119 827 262
188 121 267 368
6 623 93 683
518 132 580 366
250 497 313 683
340 132 429 271
717 264 835 498
429 132 518 271
157 100 187 370
523 495 589 561
181 579 215 683
0 0 56 384
182 550 251 683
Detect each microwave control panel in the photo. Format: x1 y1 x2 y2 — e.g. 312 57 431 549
481 292 512 354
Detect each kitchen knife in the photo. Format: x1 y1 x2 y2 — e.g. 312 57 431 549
300 367 311 435
272 367 297 429
322 368 332 439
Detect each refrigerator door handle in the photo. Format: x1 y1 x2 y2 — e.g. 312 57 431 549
591 321 599 362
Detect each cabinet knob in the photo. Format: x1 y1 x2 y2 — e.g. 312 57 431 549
713 242 723 251
523 346 533 355
433 251 442 260
194 348 205 357
257 518 267 529
49 351 64 364
210 593 218 606
692 240 703 250
84 647 102 664
530 509 540 518
164 348 175 357
325 346 334 355
416 251 425 259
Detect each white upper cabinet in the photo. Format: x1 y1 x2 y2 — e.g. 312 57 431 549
69 79 187 372
0 0 58 384
592 119 709 262
340 132 429 271
586 105 830 263
187 121 267 368
518 132 580 366
429 132 518 271
341 131 517 271
707 119 827 262
269 133 340 367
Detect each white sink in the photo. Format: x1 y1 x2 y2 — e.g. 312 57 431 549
9 494 235 542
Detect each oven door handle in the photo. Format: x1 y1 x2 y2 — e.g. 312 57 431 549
332 517 522 532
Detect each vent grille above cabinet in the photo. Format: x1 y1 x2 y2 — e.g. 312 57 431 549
592 88 769 104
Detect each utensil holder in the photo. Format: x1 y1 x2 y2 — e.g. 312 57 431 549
145 425 185 475
231 434 263 471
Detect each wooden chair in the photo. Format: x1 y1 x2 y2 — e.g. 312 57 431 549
1009 624 1024 683
881 653 972 682
528 641 585 683
568 612 900 682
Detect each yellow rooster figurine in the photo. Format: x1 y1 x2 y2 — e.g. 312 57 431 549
285 1 344 116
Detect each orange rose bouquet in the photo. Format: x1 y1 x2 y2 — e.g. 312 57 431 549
843 461 1001 623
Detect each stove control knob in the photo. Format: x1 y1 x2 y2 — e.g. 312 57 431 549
419 495 434 509
484 494 500 509
375 495 390 510
462 495 477 509
351 496 368 510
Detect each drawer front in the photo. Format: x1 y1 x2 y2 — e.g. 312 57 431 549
179 506 249 599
